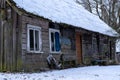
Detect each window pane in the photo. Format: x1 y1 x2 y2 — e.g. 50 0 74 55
55 32 60 51
35 30 39 51
51 32 55 51
29 30 34 50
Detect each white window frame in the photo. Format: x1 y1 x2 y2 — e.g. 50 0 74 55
49 28 61 53
27 24 42 53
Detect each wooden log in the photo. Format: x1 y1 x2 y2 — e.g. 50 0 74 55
0 8 6 71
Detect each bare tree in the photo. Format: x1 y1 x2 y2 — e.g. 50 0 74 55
76 0 120 33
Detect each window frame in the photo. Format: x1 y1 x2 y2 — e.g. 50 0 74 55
27 24 42 53
49 28 61 53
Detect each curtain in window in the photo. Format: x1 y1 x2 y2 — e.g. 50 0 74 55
55 32 60 51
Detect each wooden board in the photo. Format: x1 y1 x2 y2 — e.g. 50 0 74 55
76 32 83 65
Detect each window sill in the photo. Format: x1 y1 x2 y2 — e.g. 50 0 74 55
27 51 44 54
50 51 61 54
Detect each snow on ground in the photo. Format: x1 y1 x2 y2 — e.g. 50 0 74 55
0 65 120 80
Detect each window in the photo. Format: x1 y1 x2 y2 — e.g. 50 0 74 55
27 24 42 53
49 29 61 53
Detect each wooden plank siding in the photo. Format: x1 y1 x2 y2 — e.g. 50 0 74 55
60 26 76 68
0 9 4 71
20 20 77 71
0 0 6 70
0 2 23 71
21 15 50 71
75 28 117 65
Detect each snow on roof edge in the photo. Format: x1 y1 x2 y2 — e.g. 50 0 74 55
12 0 119 37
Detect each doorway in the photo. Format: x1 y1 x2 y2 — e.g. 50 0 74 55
76 32 83 65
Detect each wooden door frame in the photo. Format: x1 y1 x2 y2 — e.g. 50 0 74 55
76 32 83 65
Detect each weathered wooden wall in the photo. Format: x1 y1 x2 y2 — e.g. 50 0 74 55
76 28 116 65
59 25 76 67
0 1 23 71
20 15 50 71
20 16 77 71
0 0 5 71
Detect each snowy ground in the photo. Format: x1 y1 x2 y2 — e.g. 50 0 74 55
0 65 120 80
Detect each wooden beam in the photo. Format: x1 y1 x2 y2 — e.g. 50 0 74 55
0 8 6 71
6 0 23 15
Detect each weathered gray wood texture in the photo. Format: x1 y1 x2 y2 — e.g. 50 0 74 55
0 2 23 71
76 29 116 65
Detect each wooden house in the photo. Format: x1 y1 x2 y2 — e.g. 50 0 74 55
0 0 119 72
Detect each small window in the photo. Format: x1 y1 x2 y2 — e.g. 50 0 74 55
27 24 42 53
49 29 61 53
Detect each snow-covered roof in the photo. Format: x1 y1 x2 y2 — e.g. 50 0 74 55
13 0 119 37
